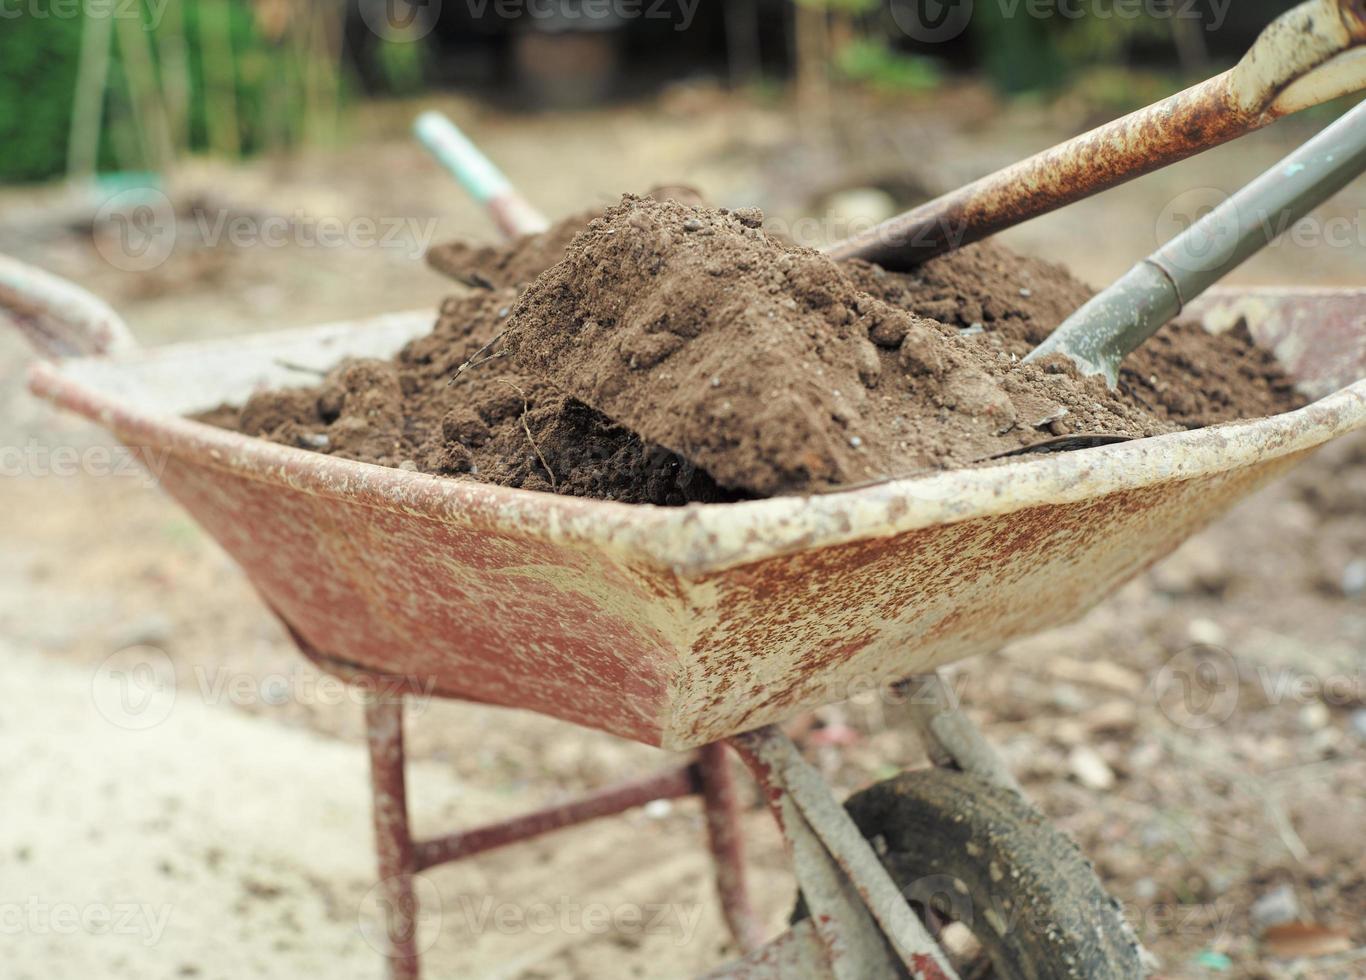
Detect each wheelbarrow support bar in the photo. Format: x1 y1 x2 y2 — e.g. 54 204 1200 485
353 692 762 980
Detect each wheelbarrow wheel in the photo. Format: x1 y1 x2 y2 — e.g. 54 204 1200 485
796 767 1144 979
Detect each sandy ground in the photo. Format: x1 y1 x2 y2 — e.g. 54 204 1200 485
1 86 1364 979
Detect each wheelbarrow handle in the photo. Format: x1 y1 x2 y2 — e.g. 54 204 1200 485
0 254 136 359
826 0 1366 270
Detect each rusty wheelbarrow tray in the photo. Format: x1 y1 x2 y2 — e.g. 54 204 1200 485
11 261 1366 977
22 288 1366 752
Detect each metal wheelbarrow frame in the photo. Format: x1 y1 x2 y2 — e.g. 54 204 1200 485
7 252 1366 977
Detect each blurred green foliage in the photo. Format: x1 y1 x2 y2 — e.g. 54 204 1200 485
374 33 428 95
969 1 1200 96
0 0 353 184
969 3 1071 93
0 12 84 182
835 38 940 93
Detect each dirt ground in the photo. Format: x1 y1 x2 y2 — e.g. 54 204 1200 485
1 86 1363 979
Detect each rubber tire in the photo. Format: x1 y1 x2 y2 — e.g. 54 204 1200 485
797 768 1144 980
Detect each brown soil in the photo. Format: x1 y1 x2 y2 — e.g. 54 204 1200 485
424 186 705 290
505 196 1302 495
845 243 1301 428
218 287 731 504
425 209 598 290
206 195 1302 501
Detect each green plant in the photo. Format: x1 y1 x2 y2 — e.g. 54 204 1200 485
0 14 85 182
374 37 427 95
0 0 356 185
835 37 940 93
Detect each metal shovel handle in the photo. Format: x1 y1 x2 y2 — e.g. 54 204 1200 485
0 254 136 359
1026 98 1366 386
826 0 1366 270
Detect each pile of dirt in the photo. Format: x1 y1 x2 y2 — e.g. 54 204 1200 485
424 186 704 290
205 195 1303 501
843 243 1300 429
424 210 597 291
209 287 731 505
505 196 1301 495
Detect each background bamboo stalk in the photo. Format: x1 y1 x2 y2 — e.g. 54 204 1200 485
155 0 194 159
115 3 176 173
198 0 242 159
66 11 114 179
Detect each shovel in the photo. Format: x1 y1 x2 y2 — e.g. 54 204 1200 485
826 0 1366 270
1026 98 1366 386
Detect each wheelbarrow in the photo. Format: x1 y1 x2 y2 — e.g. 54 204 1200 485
5 247 1365 978
7 7 1366 975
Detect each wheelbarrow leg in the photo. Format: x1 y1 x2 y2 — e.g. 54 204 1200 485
894 672 1023 796
364 697 421 980
696 742 764 954
730 726 960 980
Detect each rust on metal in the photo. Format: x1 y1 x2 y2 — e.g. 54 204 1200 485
826 78 1249 268
731 727 959 979
1187 286 1366 400
363 697 421 980
411 763 699 870
697 742 765 954
23 291 1366 752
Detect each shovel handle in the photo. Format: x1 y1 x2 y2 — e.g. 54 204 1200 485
0 254 135 359
414 111 549 240
826 0 1366 270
